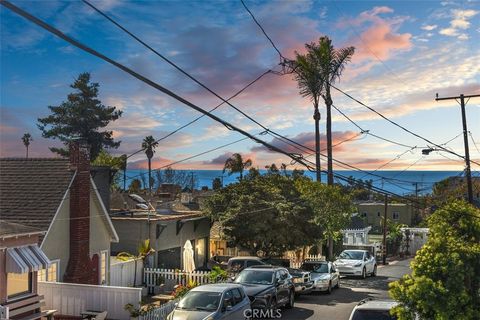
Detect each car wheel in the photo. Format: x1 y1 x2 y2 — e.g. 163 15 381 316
269 297 277 311
361 267 366 279
286 290 294 309
372 265 377 277
327 281 332 294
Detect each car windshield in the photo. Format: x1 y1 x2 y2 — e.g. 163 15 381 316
177 291 222 311
234 270 274 285
351 310 397 320
301 263 329 273
339 251 364 260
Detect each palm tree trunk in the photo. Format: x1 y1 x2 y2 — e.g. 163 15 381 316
313 102 321 182
239 170 243 181
148 157 152 194
26 146 28 159
326 99 333 186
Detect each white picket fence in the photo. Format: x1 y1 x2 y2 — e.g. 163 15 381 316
110 257 144 287
144 268 212 294
0 305 9 320
139 298 179 320
38 281 142 320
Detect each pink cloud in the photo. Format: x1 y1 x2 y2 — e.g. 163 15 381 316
337 6 412 63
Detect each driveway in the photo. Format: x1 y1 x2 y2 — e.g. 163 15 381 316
278 258 412 320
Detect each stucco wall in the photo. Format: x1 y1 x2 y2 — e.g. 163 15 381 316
357 203 413 227
41 193 70 281
89 193 111 255
110 220 149 255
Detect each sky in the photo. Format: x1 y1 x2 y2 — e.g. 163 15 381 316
1 0 479 173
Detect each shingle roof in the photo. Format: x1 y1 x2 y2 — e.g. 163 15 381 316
0 158 74 232
0 220 44 238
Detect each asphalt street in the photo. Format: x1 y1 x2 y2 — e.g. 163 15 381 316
278 258 413 320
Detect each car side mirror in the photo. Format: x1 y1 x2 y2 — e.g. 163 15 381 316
364 257 368 261
226 306 233 312
276 279 285 286
222 298 232 312
174 302 178 307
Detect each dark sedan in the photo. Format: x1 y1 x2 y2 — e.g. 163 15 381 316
234 265 295 311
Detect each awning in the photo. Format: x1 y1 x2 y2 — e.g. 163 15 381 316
6 245 51 273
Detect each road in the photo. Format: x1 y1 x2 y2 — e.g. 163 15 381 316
280 258 412 320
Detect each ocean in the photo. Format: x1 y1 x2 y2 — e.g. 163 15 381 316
123 169 462 196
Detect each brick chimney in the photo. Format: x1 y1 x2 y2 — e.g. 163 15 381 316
63 140 99 284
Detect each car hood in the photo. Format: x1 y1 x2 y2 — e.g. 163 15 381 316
240 283 275 297
310 273 331 281
169 309 215 320
335 259 362 265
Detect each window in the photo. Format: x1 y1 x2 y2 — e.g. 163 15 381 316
393 212 400 220
38 260 59 282
223 290 233 308
7 272 32 299
377 211 381 217
232 288 242 305
361 212 367 218
246 260 262 267
100 251 108 285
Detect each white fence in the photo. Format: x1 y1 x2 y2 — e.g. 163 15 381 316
139 298 179 320
290 254 325 268
144 268 212 294
38 281 142 320
110 257 144 287
0 305 9 320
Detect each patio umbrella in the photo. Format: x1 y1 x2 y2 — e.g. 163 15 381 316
183 240 196 272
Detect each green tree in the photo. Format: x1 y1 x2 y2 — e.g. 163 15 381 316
389 201 480 320
129 179 142 193
37 73 122 160
142 135 159 193
204 173 321 256
296 179 354 260
223 153 252 181
91 150 126 190
212 177 222 190
21 133 32 158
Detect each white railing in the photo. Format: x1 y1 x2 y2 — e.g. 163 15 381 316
139 298 179 320
38 281 142 320
144 268 212 294
0 305 9 320
110 257 144 287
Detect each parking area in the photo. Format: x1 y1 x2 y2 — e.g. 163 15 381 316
277 258 412 320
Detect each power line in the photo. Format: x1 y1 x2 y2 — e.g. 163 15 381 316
125 69 273 159
469 131 480 154
0 0 316 173
81 0 284 160
123 133 264 182
329 84 480 167
240 0 285 61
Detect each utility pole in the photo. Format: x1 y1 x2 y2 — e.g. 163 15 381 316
382 194 388 265
435 93 480 204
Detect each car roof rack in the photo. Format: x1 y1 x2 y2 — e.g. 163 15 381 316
357 297 375 305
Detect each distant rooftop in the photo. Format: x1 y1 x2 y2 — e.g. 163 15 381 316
0 220 44 239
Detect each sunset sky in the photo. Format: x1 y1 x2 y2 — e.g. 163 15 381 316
1 0 479 172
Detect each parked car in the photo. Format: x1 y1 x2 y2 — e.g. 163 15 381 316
227 256 266 276
300 260 339 293
348 298 398 320
167 283 250 320
334 249 377 278
287 267 313 296
234 265 295 310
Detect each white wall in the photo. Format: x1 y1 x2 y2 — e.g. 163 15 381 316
38 281 141 320
110 257 144 287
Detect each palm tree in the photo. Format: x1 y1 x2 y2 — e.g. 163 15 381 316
291 37 354 261
21 133 33 159
290 37 354 185
142 136 159 193
223 153 252 181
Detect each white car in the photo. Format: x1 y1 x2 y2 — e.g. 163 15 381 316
348 298 398 320
334 249 377 278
